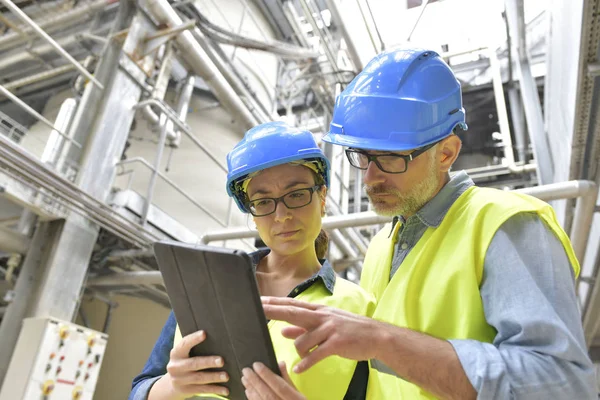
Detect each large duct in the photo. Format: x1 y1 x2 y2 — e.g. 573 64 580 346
143 0 259 130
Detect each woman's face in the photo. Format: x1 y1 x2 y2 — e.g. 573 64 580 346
246 164 324 257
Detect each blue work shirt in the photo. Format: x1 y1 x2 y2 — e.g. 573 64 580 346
129 250 368 400
390 171 596 399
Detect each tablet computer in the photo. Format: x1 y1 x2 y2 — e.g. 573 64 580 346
153 241 280 399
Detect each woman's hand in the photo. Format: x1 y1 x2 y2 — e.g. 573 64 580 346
242 361 306 400
152 330 230 399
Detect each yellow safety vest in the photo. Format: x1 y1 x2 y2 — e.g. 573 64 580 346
360 186 580 400
174 276 376 400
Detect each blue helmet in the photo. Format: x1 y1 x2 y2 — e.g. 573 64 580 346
226 121 330 213
323 48 468 151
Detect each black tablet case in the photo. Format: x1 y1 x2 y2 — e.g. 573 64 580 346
153 242 280 399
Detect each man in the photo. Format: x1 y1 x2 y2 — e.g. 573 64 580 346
240 48 596 399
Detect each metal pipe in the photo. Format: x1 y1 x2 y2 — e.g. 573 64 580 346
566 181 598 264
440 46 488 60
588 62 600 77
325 0 363 70
0 0 117 52
0 0 103 89
505 0 553 184
353 167 362 213
41 97 78 167
487 46 516 166
200 180 598 248
140 44 179 141
355 0 379 53
297 0 342 82
0 84 82 150
330 229 359 259
143 0 258 130
172 75 196 146
134 99 227 172
102 301 117 333
514 0 527 60
363 0 384 50
0 226 30 254
0 26 110 73
200 211 391 244
0 135 159 247
142 114 170 226
407 0 430 42
190 28 272 124
4 64 77 91
87 270 164 286
507 88 528 163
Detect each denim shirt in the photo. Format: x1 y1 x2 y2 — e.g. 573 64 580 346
129 250 368 400
390 171 596 399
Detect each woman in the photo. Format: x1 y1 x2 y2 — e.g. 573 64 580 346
129 121 375 400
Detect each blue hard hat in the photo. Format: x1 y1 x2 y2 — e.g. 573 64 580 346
323 48 468 151
226 121 330 213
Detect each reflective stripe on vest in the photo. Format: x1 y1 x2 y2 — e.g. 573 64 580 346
174 277 376 400
360 186 579 400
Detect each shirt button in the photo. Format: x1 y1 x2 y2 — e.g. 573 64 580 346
400 243 408 250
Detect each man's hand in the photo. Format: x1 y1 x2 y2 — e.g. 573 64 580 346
242 361 305 400
261 296 380 373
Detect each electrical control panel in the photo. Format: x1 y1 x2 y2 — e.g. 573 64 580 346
0 317 108 400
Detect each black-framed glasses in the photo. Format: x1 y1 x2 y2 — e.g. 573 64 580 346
345 142 438 174
246 185 321 217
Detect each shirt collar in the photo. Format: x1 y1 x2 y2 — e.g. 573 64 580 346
407 170 474 228
249 248 335 295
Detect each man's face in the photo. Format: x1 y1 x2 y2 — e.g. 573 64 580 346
361 146 441 218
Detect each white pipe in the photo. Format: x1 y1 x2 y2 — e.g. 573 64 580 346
143 0 258 130
0 0 103 89
0 84 81 149
4 64 77 91
0 226 30 254
488 46 516 166
41 97 78 167
325 0 363 70
96 180 598 286
330 229 359 259
172 75 196 146
87 271 164 286
201 180 597 244
0 0 116 52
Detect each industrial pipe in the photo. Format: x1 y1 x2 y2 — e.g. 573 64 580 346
87 271 164 286
143 0 258 130
0 226 30 254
